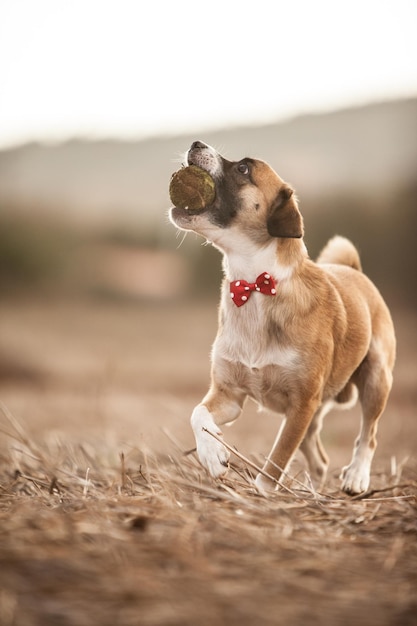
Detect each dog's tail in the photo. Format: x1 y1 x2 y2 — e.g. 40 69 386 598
316 235 362 271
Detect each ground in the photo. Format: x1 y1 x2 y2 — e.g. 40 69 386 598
0 297 416 626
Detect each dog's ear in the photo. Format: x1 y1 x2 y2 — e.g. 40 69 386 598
266 185 303 238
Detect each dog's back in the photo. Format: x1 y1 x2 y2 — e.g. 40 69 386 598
316 235 362 271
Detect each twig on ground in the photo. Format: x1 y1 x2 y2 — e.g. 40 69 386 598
120 452 127 490
202 428 313 501
351 483 417 501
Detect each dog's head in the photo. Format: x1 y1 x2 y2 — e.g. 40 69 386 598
169 141 303 251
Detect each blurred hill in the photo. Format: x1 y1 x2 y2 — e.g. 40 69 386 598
0 98 416 304
0 98 416 226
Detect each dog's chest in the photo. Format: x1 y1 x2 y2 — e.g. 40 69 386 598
214 331 298 413
212 299 302 411
213 300 300 372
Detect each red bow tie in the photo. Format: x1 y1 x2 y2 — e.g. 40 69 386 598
230 272 277 307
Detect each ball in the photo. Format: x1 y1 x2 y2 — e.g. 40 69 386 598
169 165 215 211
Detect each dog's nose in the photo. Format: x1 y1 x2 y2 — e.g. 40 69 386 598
190 140 207 151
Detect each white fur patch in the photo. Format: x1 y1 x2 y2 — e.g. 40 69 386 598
241 345 300 371
223 237 294 283
340 453 373 494
254 473 278 494
214 296 300 371
190 405 230 477
186 144 223 178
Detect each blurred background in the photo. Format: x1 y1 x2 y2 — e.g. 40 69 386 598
0 0 416 458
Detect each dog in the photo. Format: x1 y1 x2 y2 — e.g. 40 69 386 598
169 141 396 495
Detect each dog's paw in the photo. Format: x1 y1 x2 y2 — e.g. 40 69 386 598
340 463 370 495
191 405 230 478
254 473 278 495
196 430 230 478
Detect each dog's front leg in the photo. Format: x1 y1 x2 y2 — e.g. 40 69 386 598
191 385 245 478
255 401 318 493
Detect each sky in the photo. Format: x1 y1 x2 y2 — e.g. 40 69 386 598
0 0 416 149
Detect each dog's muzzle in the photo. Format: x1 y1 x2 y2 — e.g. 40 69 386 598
187 141 222 178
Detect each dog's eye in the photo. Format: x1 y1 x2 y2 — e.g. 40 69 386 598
237 162 249 175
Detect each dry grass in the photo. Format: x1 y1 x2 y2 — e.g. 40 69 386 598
0 298 416 626
0 405 416 626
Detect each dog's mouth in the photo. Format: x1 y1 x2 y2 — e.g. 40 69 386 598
170 142 221 227
169 189 217 232
170 204 202 224
171 165 217 222
170 194 213 226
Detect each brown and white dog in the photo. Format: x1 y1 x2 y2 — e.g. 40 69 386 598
169 141 396 495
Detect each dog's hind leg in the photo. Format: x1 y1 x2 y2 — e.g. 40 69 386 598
340 345 394 495
191 384 246 478
299 402 332 489
300 384 359 489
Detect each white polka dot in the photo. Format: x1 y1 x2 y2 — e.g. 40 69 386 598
235 281 240 287
265 280 269 285
256 287 260 291
244 286 250 291
231 292 235 298
241 295 247 301
265 274 270 279
271 289 276 294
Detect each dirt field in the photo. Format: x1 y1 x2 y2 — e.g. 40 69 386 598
0 297 416 626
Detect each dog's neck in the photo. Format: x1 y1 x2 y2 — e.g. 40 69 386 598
221 236 307 284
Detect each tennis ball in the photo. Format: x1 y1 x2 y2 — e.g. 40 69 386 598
169 165 215 210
